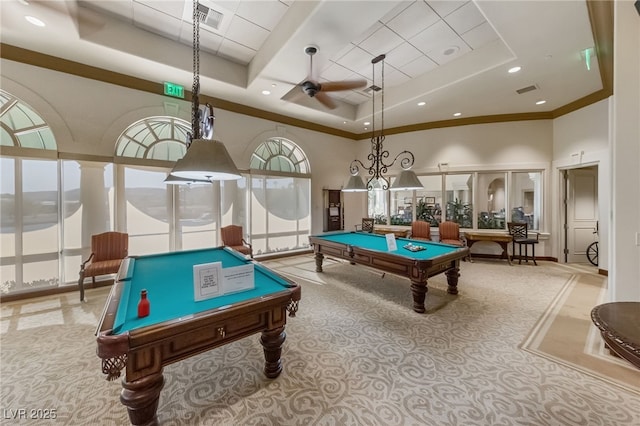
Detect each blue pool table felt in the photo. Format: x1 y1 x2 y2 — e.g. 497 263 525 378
113 248 292 334
313 232 461 260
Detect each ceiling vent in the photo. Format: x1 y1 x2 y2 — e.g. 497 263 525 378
516 84 538 94
361 84 382 96
196 3 224 30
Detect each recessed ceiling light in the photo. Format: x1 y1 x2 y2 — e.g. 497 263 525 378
417 101 426 106
453 112 461 117
508 66 521 73
261 90 271 95
364 121 370 126
25 16 45 27
536 100 546 105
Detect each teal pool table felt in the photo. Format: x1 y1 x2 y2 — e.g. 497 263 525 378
313 232 461 260
113 248 292 334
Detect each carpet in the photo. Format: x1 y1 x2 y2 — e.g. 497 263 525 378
1 256 639 425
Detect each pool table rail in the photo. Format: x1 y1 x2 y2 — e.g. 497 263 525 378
94 248 301 425
309 232 468 313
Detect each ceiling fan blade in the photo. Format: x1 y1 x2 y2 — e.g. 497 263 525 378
319 79 367 92
315 92 337 109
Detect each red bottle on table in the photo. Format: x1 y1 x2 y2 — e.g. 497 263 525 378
138 289 150 318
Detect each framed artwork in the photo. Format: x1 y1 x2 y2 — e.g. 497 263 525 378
425 197 436 205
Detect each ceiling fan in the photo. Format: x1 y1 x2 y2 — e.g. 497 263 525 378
294 46 367 109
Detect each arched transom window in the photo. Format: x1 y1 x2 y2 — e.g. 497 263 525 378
250 137 309 173
116 116 190 161
0 90 57 150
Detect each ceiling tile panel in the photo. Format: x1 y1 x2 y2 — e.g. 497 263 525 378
134 0 185 17
358 26 405 58
426 0 468 18
225 15 270 50
445 2 486 35
208 0 241 14
199 27 225 54
336 46 376 77
234 0 288 31
461 21 500 49
386 1 440 40
132 3 182 40
386 42 425 69
399 54 438 78
410 20 459 56
218 38 255 64
322 63 358 83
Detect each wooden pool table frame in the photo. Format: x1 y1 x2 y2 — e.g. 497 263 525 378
309 233 469 314
96 254 300 426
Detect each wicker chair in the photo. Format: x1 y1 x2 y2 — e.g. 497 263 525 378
78 232 128 301
220 225 253 257
410 221 432 241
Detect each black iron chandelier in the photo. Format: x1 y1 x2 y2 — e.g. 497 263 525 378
343 54 423 192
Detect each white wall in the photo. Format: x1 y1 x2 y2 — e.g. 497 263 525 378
552 99 610 272
610 0 640 302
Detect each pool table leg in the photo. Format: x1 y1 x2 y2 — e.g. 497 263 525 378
261 326 286 378
314 252 324 272
120 371 165 426
445 267 460 295
410 280 427 313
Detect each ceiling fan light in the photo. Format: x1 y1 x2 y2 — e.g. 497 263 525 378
171 139 242 181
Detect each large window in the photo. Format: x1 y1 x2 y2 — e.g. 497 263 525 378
511 172 541 230
249 138 311 254
1 158 60 294
477 172 506 229
369 170 541 231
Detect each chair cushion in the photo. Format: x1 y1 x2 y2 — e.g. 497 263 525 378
229 245 252 255
84 259 123 277
440 239 464 246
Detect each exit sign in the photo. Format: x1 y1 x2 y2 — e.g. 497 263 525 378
164 82 185 99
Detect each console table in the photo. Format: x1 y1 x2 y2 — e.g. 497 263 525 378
591 302 640 369
463 231 513 265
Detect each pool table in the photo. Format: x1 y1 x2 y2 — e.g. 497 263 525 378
95 247 300 426
309 232 469 313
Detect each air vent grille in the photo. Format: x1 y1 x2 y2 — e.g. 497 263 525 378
196 3 224 30
516 84 538 94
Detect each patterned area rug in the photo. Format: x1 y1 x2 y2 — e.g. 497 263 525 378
1 256 639 425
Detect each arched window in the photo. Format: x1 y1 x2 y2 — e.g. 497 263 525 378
245 137 310 255
250 137 309 173
115 116 190 161
0 90 57 150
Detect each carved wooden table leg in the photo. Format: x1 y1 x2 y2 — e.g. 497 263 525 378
314 252 324 272
410 280 427 313
445 267 460 295
120 371 165 426
261 326 286 378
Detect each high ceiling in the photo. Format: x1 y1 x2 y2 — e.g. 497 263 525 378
1 1 606 136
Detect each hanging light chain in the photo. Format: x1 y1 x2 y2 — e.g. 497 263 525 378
191 0 201 140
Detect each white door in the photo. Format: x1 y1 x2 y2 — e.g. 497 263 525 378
566 166 598 263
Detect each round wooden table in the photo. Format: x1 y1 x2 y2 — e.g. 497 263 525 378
590 302 640 369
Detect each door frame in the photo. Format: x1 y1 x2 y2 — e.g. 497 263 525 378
559 163 599 264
